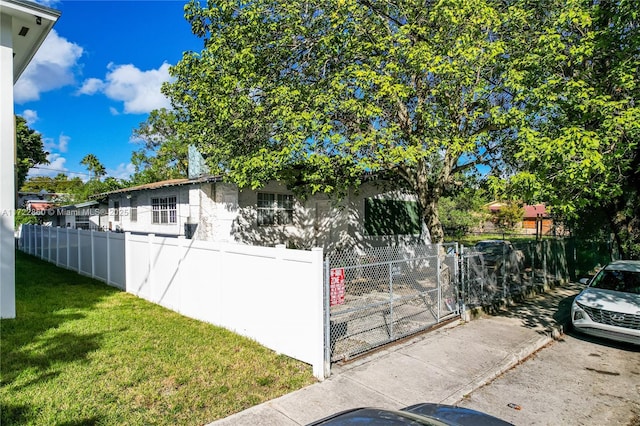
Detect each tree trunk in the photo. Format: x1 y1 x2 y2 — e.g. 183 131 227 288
422 197 445 244
413 159 446 245
414 183 445 244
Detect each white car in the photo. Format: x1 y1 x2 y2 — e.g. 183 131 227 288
571 260 640 345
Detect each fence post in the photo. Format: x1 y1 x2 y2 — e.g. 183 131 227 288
543 240 547 288
55 227 60 266
106 231 111 285
66 227 70 269
502 242 507 299
176 236 187 311
459 245 466 317
310 247 326 381
40 224 44 259
47 226 52 263
437 244 441 323
77 229 82 273
124 232 131 292
532 242 536 287
91 230 96 279
147 234 155 298
388 261 394 339
323 257 331 379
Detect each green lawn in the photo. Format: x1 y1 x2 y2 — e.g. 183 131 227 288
1 251 316 426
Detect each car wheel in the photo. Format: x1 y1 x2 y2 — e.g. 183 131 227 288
564 316 574 334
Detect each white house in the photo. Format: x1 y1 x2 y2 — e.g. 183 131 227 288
1 0 60 318
92 176 424 252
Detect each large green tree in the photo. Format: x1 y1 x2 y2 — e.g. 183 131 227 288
130 108 189 185
15 115 49 191
164 0 542 243
508 0 639 258
21 174 84 196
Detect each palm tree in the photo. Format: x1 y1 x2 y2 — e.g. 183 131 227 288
80 154 106 180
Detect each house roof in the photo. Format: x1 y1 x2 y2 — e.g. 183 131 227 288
26 200 53 211
90 175 224 199
485 201 549 218
523 204 548 219
57 200 99 211
1 0 61 82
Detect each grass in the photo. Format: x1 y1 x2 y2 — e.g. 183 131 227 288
1 251 316 426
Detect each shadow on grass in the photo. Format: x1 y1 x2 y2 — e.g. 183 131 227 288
57 418 102 426
2 332 103 390
1 251 117 424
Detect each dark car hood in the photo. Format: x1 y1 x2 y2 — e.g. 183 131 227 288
402 403 514 426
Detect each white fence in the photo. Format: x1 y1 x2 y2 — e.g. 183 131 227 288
19 225 326 380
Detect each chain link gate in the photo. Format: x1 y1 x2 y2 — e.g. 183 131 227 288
459 240 571 308
324 243 460 363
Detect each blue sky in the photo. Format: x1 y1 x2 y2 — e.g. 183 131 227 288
16 0 203 182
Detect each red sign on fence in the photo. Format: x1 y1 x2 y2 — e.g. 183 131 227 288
329 268 346 306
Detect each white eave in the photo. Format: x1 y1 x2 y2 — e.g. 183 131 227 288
1 0 61 82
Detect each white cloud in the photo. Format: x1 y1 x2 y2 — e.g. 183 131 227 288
20 109 39 126
28 153 68 177
14 30 83 103
79 62 173 114
109 107 120 116
108 163 136 180
58 134 70 153
42 133 70 154
77 78 105 95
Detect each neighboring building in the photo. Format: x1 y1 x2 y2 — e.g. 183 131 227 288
89 176 424 251
522 204 553 235
482 201 557 236
17 190 68 208
54 200 104 230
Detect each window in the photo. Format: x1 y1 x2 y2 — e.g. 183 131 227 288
130 197 137 222
257 193 293 225
75 215 90 230
152 196 177 224
364 198 421 236
113 201 120 222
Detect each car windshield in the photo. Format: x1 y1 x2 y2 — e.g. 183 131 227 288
590 269 640 294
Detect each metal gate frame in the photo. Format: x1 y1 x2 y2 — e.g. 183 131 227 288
324 243 460 365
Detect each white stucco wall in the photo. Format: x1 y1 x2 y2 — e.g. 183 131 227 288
190 182 238 242
229 180 415 251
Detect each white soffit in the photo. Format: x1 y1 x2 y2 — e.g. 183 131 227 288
0 0 60 82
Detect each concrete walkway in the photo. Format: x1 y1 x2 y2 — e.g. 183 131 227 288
208 282 580 426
